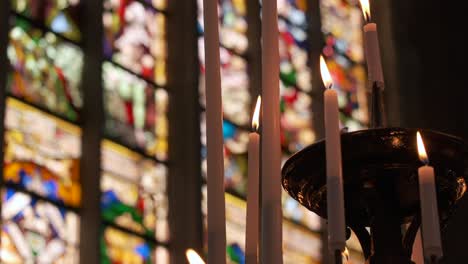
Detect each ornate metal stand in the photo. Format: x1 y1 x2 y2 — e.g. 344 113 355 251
281 83 468 263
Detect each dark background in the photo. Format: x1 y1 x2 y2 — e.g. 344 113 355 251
378 1 468 262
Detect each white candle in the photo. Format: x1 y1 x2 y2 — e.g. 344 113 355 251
260 0 283 263
246 97 261 264
360 0 384 84
412 229 424 264
203 0 227 263
320 56 346 254
416 132 443 260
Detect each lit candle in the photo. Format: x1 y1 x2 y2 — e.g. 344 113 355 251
360 0 384 84
246 96 261 264
203 0 227 263
186 249 206 264
320 56 346 256
260 0 283 263
416 132 443 261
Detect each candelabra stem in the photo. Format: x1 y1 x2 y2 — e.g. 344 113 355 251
334 249 343 264
369 81 387 128
367 170 412 264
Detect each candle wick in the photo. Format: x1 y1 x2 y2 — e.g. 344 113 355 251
328 84 333 90
423 158 430 166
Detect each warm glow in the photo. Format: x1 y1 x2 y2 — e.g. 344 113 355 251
417 132 429 164
186 249 205 264
320 56 333 89
252 96 261 131
359 0 371 22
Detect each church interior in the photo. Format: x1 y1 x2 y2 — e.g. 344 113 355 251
0 0 467 263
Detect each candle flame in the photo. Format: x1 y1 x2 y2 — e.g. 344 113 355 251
320 56 333 89
359 0 371 22
186 249 206 264
252 96 261 131
417 132 429 164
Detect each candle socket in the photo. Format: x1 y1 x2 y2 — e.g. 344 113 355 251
369 81 387 128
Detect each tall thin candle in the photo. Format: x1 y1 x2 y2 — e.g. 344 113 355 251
416 132 443 261
360 0 384 84
203 0 227 263
260 0 283 263
246 97 261 264
320 56 346 258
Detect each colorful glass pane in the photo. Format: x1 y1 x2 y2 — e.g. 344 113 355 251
1 188 80 264
277 0 316 156
197 0 248 55
198 0 251 197
283 221 322 264
103 0 166 86
11 0 82 42
7 18 84 121
143 0 167 10
202 193 322 264
101 227 169 264
199 47 251 126
3 98 81 207
282 191 321 232
201 115 249 194
103 62 169 161
320 0 368 130
219 0 248 54
101 140 169 243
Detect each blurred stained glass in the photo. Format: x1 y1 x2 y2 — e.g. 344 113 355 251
11 0 82 42
143 0 167 10
278 0 316 156
103 62 169 161
199 47 251 126
320 0 368 130
3 98 81 207
201 192 321 264
277 0 321 234
200 114 249 195
282 190 321 232
101 227 169 264
103 0 167 86
198 0 251 197
1 188 80 264
7 18 84 121
101 140 169 243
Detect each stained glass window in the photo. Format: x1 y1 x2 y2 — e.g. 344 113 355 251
4 98 82 207
201 192 322 263
11 0 82 42
7 18 84 121
101 0 169 261
320 0 368 130
103 0 167 86
101 140 169 243
198 0 251 198
276 0 323 235
101 227 169 264
103 62 169 161
1 188 80 263
277 0 316 156
2 3 83 263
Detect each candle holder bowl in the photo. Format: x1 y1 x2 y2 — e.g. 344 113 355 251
281 127 468 263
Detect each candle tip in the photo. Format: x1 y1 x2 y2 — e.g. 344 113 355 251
359 0 371 22
320 56 333 89
417 132 429 165
186 249 206 264
252 96 261 131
